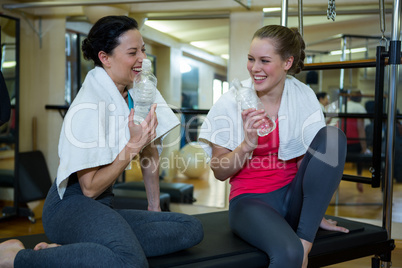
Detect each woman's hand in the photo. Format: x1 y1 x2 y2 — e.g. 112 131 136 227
320 217 349 233
241 108 266 153
76 104 158 199
127 104 158 151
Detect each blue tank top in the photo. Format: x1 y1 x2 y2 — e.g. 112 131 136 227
128 92 134 110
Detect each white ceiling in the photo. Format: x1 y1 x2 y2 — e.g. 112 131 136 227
1 0 397 61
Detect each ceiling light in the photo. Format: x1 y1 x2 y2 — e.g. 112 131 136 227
263 7 281 13
144 21 171 33
1 61 16 68
190 41 208 49
330 47 367 56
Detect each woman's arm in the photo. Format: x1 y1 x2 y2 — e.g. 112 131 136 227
210 108 266 181
77 144 140 199
210 142 252 181
77 105 158 199
140 142 161 211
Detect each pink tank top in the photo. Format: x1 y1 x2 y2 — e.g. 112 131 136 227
229 122 298 201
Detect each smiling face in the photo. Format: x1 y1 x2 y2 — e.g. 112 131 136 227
247 37 293 95
99 29 146 91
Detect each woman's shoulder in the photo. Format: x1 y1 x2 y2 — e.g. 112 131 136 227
212 90 236 112
285 76 316 96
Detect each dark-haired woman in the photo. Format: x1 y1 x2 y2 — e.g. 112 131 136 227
199 25 348 268
0 15 203 268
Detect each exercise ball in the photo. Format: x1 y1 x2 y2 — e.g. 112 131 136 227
177 142 208 179
163 149 179 182
125 155 143 182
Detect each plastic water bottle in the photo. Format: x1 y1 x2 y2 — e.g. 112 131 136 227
233 78 276 137
132 58 156 124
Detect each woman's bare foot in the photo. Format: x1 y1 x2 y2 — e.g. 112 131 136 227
34 242 61 251
0 239 25 268
300 239 312 268
356 182 364 193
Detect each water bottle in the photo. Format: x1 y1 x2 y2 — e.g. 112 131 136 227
132 58 157 124
233 78 276 137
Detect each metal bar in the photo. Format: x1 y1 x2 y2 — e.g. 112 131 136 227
281 0 288 27
339 36 346 90
364 38 369 78
338 36 347 116
172 108 209 115
304 59 377 70
342 174 373 184
307 34 387 47
383 0 401 249
325 112 380 119
3 0 214 9
13 17 21 216
149 13 230 20
142 9 396 21
233 0 250 10
348 37 353 86
298 0 303 37
45 105 210 116
380 0 386 35
264 8 394 17
372 46 386 188
303 57 401 70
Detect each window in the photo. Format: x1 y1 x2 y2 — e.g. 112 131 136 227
65 31 93 104
213 74 228 104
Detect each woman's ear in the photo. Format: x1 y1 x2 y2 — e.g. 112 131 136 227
284 56 294 71
98 51 110 67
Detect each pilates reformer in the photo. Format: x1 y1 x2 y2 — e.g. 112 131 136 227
0 210 393 268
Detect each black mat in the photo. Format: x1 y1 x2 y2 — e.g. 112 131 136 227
114 181 195 204
113 189 171 211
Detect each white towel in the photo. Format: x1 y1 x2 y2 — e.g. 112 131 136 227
198 76 325 161
56 67 179 199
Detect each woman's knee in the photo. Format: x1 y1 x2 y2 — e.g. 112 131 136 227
269 242 303 268
309 126 347 168
116 250 149 268
181 215 204 247
92 242 149 268
318 126 346 151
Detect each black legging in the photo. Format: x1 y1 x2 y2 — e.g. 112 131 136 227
15 179 204 267
229 126 346 268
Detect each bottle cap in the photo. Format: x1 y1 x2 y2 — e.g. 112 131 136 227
142 59 152 71
232 78 241 90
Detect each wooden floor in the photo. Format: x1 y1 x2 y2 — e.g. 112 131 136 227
1 162 402 267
